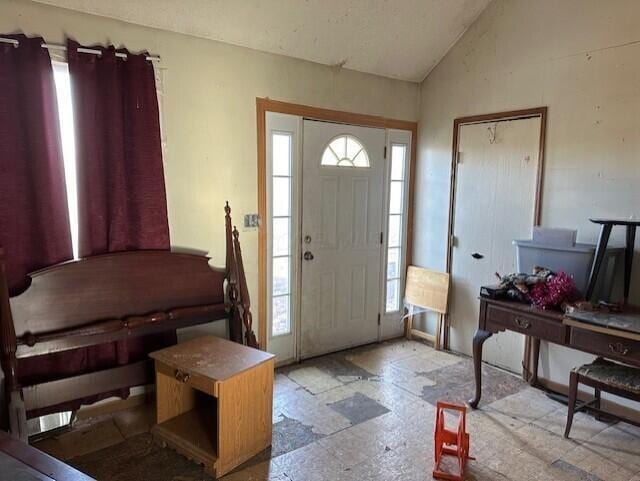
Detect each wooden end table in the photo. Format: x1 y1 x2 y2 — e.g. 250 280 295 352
150 336 275 478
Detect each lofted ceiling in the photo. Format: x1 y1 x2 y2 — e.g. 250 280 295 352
33 0 492 82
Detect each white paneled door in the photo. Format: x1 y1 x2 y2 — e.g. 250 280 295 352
449 117 541 373
300 120 386 358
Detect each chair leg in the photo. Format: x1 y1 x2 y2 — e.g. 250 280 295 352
593 386 603 421
435 313 443 350
405 305 414 340
564 371 579 439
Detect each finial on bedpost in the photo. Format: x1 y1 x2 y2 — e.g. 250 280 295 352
225 203 243 343
231 226 259 349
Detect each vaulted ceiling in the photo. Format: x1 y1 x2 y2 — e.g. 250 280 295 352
33 0 492 82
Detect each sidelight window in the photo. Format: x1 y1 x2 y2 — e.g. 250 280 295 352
385 143 408 313
271 132 293 336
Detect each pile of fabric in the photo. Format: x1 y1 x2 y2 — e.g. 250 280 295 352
494 266 579 309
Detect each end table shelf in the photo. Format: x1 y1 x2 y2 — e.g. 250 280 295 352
150 336 275 478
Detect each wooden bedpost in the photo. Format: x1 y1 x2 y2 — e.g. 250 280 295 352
0 249 27 440
225 203 243 343
232 227 259 349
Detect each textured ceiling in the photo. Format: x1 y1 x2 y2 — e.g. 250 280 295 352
33 0 492 82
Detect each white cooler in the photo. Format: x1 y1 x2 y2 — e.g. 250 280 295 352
513 240 622 300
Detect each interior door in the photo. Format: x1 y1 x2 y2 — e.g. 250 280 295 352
301 120 385 358
449 117 541 373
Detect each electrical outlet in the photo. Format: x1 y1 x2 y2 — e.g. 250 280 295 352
244 213 260 229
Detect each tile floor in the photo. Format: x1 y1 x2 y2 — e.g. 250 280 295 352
35 339 640 481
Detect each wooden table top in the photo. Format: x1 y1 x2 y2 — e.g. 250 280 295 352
150 335 275 381
590 218 640 226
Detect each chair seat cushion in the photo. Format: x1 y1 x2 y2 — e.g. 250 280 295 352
574 358 640 394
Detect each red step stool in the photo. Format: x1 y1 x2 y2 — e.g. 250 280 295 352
433 401 474 481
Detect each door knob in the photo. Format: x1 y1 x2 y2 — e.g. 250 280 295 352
303 251 314 261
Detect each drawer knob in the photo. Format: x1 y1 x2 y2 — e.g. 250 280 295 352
608 342 629 356
174 369 191 383
515 318 531 329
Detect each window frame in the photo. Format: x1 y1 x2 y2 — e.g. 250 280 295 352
382 131 411 317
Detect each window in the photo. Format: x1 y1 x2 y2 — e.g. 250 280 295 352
385 143 407 312
52 62 79 259
271 132 293 336
321 135 369 167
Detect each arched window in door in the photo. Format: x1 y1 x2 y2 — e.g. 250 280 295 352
321 135 370 167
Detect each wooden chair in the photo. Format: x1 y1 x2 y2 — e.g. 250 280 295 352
404 266 450 350
564 357 640 438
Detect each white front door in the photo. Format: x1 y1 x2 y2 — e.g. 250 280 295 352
449 117 541 373
300 120 386 358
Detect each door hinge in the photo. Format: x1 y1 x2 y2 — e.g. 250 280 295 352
384 146 387 159
377 313 381 325
380 232 384 245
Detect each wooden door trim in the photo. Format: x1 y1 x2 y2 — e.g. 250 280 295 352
444 107 548 355
256 98 418 350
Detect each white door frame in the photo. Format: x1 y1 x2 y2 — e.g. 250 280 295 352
258 99 417 363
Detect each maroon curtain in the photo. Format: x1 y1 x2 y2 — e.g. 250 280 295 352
0 34 72 295
67 40 170 255
63 40 173 407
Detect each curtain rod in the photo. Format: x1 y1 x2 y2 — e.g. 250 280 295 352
0 37 161 62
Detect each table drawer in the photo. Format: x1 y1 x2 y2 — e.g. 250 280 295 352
486 304 566 343
570 328 640 365
156 361 217 396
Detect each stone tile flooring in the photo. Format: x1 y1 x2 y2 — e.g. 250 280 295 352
35 339 640 481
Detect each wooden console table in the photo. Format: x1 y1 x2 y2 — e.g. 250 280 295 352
470 298 640 408
150 336 275 478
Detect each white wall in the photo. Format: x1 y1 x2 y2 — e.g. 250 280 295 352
0 0 420 339
414 0 640 392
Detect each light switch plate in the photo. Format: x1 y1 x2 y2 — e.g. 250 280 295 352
244 213 260 229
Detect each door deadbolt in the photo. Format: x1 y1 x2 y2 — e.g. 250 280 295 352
304 235 312 244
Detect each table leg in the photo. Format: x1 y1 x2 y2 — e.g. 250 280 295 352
469 329 492 409
624 226 636 304
529 337 540 386
585 223 613 301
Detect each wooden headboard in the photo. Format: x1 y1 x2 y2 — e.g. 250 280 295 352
0 203 257 440
11 251 229 357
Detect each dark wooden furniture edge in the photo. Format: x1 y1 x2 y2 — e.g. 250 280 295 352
0 429 95 480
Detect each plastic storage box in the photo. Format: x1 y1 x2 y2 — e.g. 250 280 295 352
513 240 622 299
